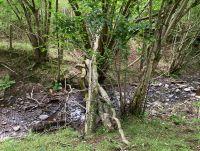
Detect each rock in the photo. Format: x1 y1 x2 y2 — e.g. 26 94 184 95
19 101 24 105
177 84 187 88
165 84 169 88
164 103 169 106
152 101 162 107
166 99 170 102
151 109 157 115
191 93 196 97
175 89 181 93
1 109 9 114
184 87 192 92
184 88 190 92
13 126 20 131
175 96 179 99
183 87 194 92
2 121 7 125
39 114 49 120
152 83 162 87
169 94 174 98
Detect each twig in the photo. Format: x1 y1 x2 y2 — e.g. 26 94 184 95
67 100 86 110
26 87 42 106
127 56 141 68
0 62 19 75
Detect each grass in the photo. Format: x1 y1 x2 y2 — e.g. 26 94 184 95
0 42 78 89
0 118 199 151
0 41 33 52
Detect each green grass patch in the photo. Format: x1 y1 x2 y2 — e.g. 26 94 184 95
0 118 198 151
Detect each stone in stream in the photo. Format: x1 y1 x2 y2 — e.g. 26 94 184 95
177 84 187 88
191 93 196 97
152 101 163 107
13 126 21 132
184 87 194 92
39 114 49 120
152 83 162 87
166 99 170 102
164 84 169 88
1 121 7 125
151 109 157 115
169 94 174 98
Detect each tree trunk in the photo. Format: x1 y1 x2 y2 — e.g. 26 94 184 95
169 51 184 74
34 46 48 63
152 52 162 72
28 34 48 63
131 56 153 115
84 59 98 134
131 41 159 115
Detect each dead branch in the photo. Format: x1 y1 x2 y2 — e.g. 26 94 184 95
26 87 42 106
98 84 130 145
0 62 19 75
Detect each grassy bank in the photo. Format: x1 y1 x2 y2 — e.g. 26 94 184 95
0 118 199 151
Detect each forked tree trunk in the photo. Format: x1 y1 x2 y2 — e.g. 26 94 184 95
131 0 199 115
151 0 197 72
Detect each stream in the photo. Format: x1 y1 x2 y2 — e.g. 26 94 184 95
0 74 200 141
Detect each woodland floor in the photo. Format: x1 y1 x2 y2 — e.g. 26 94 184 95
0 46 200 151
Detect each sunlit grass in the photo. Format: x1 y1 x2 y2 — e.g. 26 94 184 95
0 118 198 151
0 41 32 52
